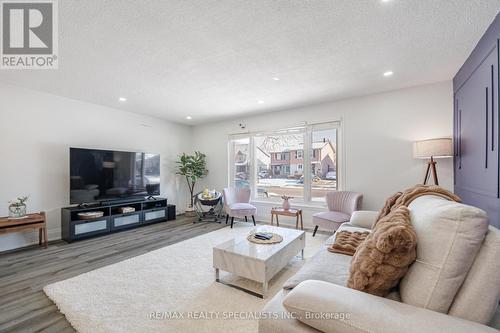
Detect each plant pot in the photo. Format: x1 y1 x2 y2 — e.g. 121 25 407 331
9 204 27 218
282 199 290 211
184 206 197 217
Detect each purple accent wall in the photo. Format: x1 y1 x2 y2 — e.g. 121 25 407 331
454 13 500 228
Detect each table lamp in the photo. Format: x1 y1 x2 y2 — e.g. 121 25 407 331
413 138 453 185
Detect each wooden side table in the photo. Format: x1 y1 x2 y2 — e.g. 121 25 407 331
270 208 304 230
0 212 48 248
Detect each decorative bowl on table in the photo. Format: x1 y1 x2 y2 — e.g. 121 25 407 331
198 189 221 206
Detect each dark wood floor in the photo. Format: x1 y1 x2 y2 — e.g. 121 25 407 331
0 216 227 333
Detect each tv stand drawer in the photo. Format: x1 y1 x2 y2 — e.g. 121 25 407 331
144 209 166 223
111 213 141 230
71 218 110 239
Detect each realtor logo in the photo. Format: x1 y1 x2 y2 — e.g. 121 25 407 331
1 0 58 69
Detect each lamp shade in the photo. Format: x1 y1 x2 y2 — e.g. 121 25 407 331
413 138 453 159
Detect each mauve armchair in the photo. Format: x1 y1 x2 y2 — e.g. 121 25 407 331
312 191 363 236
223 187 257 228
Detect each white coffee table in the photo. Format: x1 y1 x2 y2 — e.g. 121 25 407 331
213 225 305 298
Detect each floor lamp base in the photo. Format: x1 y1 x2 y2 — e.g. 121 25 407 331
423 156 439 185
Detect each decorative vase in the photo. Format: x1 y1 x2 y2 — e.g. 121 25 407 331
282 198 290 210
9 204 27 218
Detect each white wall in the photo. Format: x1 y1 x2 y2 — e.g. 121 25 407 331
192 81 454 229
0 80 454 250
0 82 193 252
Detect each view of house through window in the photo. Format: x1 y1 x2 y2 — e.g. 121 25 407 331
232 138 250 189
255 132 305 200
228 122 339 203
311 127 337 201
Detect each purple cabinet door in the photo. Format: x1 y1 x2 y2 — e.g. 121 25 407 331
455 45 499 199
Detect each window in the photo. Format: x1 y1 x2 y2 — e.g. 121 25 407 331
311 127 338 202
254 132 304 199
229 137 250 189
228 122 340 203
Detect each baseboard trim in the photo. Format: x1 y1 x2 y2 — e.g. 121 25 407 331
0 228 61 253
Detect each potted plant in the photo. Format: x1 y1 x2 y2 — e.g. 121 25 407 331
176 151 208 216
281 195 293 210
8 196 29 218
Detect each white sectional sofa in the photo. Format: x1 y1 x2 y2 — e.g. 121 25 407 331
259 195 500 333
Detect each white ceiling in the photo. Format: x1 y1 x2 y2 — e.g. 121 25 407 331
1 0 499 125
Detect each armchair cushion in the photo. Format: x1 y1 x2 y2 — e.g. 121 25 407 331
282 280 498 333
226 203 256 218
312 212 350 230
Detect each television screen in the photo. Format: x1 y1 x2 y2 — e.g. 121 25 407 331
70 148 160 204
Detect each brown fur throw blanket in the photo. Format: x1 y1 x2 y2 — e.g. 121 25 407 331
328 231 370 256
347 206 417 297
373 184 461 228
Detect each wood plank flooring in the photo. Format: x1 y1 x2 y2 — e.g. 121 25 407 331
3 217 499 332
0 216 226 333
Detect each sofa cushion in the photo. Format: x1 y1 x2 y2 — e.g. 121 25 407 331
348 206 417 297
283 248 351 290
399 195 489 313
448 226 500 324
283 224 365 290
258 290 321 333
349 210 379 229
282 280 499 333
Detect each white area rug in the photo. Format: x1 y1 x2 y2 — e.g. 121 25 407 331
44 224 328 333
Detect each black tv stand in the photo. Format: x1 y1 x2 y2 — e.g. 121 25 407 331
61 197 176 242
146 196 157 200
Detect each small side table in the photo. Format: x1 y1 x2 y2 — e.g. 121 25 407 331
270 208 304 230
0 212 47 248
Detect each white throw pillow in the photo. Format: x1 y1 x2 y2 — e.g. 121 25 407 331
399 195 489 313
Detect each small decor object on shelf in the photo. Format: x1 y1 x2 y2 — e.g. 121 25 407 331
118 207 135 214
281 195 293 210
176 151 208 217
8 196 29 219
77 211 104 220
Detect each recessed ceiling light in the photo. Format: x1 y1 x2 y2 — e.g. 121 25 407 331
381 0 391 3
186 116 192 120
273 77 280 81
258 100 265 104
119 97 127 102
383 71 394 77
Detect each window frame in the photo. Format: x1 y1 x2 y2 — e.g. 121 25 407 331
228 121 342 206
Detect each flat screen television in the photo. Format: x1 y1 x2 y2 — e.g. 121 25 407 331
70 148 160 204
